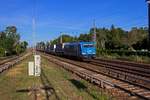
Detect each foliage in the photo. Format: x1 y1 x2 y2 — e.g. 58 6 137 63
37 25 149 57
0 47 5 57
36 41 46 50
0 26 28 57
15 41 28 55
78 33 93 42
50 34 75 45
48 25 148 51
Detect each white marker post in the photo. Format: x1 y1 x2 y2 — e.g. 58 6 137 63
34 55 41 76
28 62 34 76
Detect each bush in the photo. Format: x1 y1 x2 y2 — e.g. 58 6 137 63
0 47 5 57
97 49 150 57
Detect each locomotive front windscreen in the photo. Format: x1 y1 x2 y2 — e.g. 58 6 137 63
83 44 94 48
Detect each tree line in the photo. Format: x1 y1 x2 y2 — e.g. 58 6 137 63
44 25 147 51
0 26 28 57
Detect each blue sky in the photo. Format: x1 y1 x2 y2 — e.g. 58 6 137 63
0 0 148 46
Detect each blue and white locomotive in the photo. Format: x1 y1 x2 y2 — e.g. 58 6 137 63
63 42 96 59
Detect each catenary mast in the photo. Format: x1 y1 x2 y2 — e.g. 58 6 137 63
146 0 150 50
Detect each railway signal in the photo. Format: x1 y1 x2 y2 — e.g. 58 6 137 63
146 0 150 50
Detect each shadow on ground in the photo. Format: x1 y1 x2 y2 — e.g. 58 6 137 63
40 69 60 100
16 69 60 100
16 86 39 100
69 79 101 100
69 79 87 90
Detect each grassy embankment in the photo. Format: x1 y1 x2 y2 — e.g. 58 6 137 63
0 55 114 100
98 53 150 63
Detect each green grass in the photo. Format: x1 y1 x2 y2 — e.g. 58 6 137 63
0 55 114 100
98 53 150 64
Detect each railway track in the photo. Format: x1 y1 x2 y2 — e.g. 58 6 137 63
0 56 19 65
92 58 150 76
0 52 31 73
40 52 150 100
90 59 150 89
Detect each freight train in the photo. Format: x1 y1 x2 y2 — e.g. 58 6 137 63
37 41 96 60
